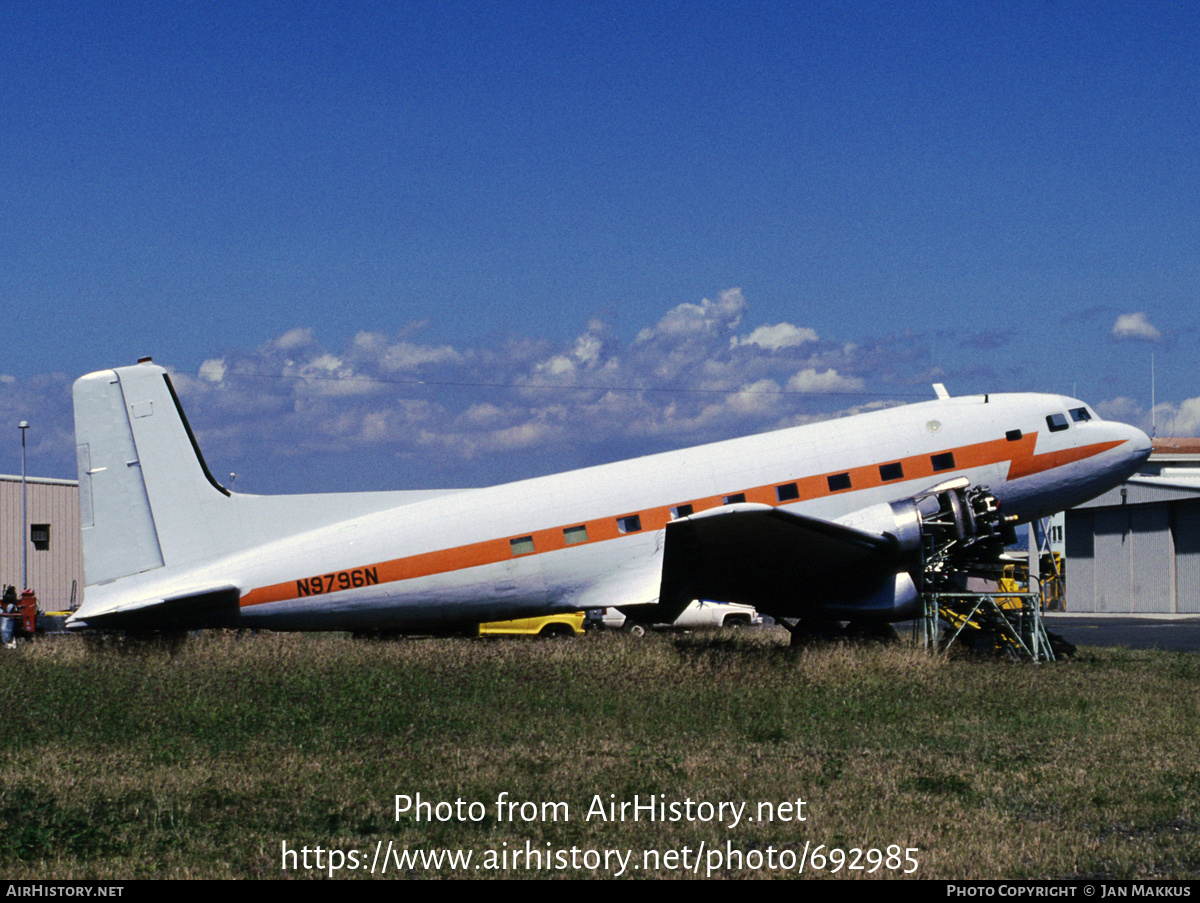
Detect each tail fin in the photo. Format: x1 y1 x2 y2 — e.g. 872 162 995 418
73 360 232 588
69 359 446 630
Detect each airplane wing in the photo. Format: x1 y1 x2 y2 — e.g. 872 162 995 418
657 503 910 623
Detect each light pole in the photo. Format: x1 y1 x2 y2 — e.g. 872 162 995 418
18 421 28 591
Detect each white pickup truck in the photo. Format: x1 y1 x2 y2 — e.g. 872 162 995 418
586 600 761 635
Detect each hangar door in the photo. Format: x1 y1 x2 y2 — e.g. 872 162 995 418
1173 508 1200 614
1091 505 1173 614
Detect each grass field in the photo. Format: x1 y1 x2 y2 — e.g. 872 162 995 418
1 628 1198 879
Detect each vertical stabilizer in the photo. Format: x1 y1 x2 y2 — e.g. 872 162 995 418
73 362 235 588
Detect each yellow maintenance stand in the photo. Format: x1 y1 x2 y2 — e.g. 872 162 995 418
917 589 1056 662
915 514 1062 662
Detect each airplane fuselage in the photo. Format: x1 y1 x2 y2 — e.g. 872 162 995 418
68 365 1150 632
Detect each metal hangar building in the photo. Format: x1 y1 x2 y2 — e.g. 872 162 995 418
1064 440 1200 615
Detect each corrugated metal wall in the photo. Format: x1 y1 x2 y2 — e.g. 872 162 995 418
1064 509 1095 609
1130 506 1173 612
1093 508 1131 613
0 477 83 611
1065 500 1200 614
1175 509 1200 614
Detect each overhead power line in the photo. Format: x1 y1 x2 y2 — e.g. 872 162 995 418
193 368 935 400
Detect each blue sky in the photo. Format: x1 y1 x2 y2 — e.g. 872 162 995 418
2 1 1198 492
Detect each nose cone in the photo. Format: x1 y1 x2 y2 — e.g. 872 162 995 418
1122 422 1153 475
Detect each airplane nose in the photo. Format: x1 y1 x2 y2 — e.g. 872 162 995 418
1117 422 1152 473
1129 424 1152 467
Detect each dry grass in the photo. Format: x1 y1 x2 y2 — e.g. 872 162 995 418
1 628 1198 879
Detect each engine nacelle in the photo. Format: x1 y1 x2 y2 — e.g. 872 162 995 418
833 497 933 558
841 483 1011 559
818 570 921 621
828 482 1015 613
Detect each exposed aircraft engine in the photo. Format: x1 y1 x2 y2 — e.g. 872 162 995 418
825 483 1013 621
915 483 1018 592
833 481 1015 579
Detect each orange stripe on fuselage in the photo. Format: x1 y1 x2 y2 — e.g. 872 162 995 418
238 431 1123 609
1006 440 1123 481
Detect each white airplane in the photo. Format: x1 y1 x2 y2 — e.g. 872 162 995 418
66 360 1151 635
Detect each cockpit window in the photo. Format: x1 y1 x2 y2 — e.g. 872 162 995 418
1070 407 1092 422
1047 413 1070 433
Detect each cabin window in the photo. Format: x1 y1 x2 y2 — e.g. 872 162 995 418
510 536 535 556
723 493 746 505
931 452 956 472
617 515 642 534
776 482 799 502
1047 413 1070 433
563 525 588 545
1006 429 1022 442
879 462 904 482
670 504 694 519
1070 407 1092 422
827 472 852 492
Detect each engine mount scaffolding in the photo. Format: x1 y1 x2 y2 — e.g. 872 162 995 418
916 590 1055 662
910 483 1054 661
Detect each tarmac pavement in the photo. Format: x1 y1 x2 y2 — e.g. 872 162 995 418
1045 615 1200 653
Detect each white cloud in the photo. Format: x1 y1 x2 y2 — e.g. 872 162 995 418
1149 397 1200 437
0 372 77 479
272 327 315 351
538 355 575 376
534 330 609 379
634 288 746 344
1112 312 1162 342
352 332 463 372
1095 397 1143 422
304 353 345 374
290 354 381 397
785 368 865 393
198 359 226 383
731 322 818 351
725 379 783 415
22 287 1200 492
1093 396 1200 438
462 403 505 425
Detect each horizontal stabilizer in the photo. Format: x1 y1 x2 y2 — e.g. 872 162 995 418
67 585 241 631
